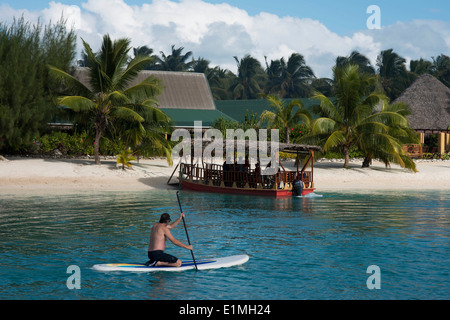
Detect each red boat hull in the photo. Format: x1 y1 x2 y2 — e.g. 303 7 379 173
181 180 315 198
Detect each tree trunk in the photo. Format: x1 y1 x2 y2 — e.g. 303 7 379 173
343 145 350 169
362 156 372 168
94 113 107 165
94 129 102 165
285 128 290 144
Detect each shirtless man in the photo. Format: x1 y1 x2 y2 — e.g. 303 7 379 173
146 212 193 267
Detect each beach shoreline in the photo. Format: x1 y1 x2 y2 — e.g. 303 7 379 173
1 156 450 194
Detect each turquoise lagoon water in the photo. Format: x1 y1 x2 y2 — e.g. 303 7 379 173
0 189 449 300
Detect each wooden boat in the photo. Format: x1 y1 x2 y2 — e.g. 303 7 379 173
170 141 322 198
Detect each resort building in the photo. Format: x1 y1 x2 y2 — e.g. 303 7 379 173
71 68 235 131
215 98 318 123
394 74 450 156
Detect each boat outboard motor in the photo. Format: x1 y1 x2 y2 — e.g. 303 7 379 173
292 177 303 196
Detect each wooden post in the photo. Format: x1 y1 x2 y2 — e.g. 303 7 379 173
446 133 450 152
311 150 315 188
438 132 445 157
167 162 180 184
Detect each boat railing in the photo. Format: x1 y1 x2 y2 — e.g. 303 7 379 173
180 163 313 190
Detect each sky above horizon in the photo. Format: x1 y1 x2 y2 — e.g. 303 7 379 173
1 0 449 78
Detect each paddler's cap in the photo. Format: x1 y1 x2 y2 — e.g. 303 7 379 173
159 213 171 223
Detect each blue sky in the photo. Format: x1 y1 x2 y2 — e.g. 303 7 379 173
6 0 450 34
1 0 449 77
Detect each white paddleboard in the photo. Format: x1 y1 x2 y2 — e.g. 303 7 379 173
92 254 249 272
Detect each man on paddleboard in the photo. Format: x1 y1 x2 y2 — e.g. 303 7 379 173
146 213 193 267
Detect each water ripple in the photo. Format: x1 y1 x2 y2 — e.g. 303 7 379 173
0 190 449 299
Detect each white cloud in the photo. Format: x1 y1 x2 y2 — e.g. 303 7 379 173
361 20 450 69
1 0 449 78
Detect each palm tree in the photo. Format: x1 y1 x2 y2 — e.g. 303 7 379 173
118 106 174 165
190 57 210 73
259 95 312 143
360 102 419 171
310 77 333 97
48 34 166 165
117 148 136 170
432 54 450 87
229 55 266 99
152 45 193 71
207 66 234 100
336 51 375 74
265 53 315 98
190 58 233 100
410 58 433 76
300 64 416 171
133 45 153 58
132 45 155 69
376 49 410 100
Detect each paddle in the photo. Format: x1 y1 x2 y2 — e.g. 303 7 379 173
176 191 198 271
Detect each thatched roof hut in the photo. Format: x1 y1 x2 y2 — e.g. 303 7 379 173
394 74 450 155
394 74 450 133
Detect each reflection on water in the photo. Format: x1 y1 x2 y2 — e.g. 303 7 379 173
0 189 449 299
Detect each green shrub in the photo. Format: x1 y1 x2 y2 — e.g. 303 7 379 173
36 131 124 156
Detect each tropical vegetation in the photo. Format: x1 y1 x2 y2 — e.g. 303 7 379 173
116 148 137 170
2 16 449 169
48 34 170 165
259 95 311 143
0 17 76 153
297 64 419 171
265 53 315 98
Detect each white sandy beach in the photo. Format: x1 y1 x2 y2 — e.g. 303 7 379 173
0 156 450 194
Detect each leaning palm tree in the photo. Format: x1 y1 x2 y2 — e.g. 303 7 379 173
359 102 419 170
48 34 165 165
259 95 312 143
300 64 417 171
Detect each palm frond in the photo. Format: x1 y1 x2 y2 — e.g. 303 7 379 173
311 117 337 135
259 110 277 127
123 76 162 102
107 90 131 106
383 102 412 116
311 92 342 123
116 55 154 89
323 130 346 151
365 111 408 128
111 106 145 123
58 96 96 112
47 65 92 97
